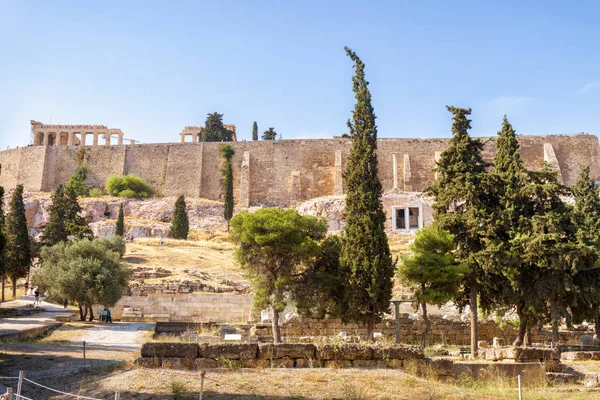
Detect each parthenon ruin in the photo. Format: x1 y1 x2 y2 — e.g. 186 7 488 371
30 120 134 146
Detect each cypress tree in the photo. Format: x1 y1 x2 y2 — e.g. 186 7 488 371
426 106 493 357
220 145 235 231
339 47 395 340
42 185 68 246
252 121 258 141
115 203 125 237
63 185 92 240
200 112 234 142
5 185 30 297
0 186 6 301
491 116 532 345
170 195 189 239
569 165 600 339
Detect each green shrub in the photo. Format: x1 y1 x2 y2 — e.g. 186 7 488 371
105 174 153 198
89 188 104 197
66 167 89 197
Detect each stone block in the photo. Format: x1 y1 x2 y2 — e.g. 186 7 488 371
316 344 372 361
294 359 324 368
141 342 198 359
324 360 352 368
194 358 219 369
547 372 577 385
352 360 379 368
561 351 592 361
372 345 424 360
135 357 161 368
514 347 560 361
584 374 600 387
199 343 258 360
385 359 403 369
161 357 185 369
245 358 295 368
258 343 316 359
545 359 562 373
493 337 505 348
581 334 595 347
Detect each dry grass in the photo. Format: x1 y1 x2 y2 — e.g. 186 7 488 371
44 367 600 400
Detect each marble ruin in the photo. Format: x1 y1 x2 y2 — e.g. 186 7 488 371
180 124 237 143
30 120 133 146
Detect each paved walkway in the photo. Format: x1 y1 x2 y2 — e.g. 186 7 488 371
0 295 75 340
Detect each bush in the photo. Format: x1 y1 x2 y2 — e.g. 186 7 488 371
89 188 104 197
105 174 153 198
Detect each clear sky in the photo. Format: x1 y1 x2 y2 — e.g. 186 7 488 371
1 0 599 149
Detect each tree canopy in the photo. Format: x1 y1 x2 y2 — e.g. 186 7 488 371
220 145 235 231
252 121 258 141
229 208 327 343
36 237 130 321
5 185 31 297
200 112 234 142
42 184 92 246
262 127 278 141
115 203 125 237
170 195 189 240
105 174 154 198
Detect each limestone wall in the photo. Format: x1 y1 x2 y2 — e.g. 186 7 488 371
1 135 599 205
113 293 253 323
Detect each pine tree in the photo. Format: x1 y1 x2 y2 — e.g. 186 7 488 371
170 195 189 240
252 121 258 141
339 47 395 340
200 112 234 142
220 145 235 231
115 203 125 237
5 185 30 297
262 127 277 141
426 106 493 357
0 186 7 302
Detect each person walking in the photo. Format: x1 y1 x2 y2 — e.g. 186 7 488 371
63 296 68 308
105 308 113 323
34 288 40 306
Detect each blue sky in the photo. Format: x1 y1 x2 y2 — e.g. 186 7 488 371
1 0 599 148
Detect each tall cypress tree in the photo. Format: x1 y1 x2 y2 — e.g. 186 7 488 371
491 116 532 345
0 186 6 301
5 185 30 297
252 121 258 141
115 203 125 237
170 195 189 240
339 47 394 340
569 165 600 339
426 106 493 357
63 185 93 240
200 112 234 142
220 145 235 231
42 185 68 246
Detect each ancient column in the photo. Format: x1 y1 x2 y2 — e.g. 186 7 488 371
117 133 123 146
192 133 198 142
239 151 251 207
92 133 99 146
180 134 185 143
105 133 111 146
403 154 412 191
67 132 74 146
43 132 49 146
130 139 136 145
81 133 87 147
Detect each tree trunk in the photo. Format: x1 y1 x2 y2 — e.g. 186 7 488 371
227 220 230 232
79 304 87 321
470 281 478 358
551 300 560 344
420 302 431 349
88 305 94 322
1 277 5 302
11 277 17 298
271 305 281 344
513 303 527 346
525 325 532 346
367 319 375 342
595 316 600 344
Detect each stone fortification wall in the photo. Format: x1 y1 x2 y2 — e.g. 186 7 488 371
1 134 598 205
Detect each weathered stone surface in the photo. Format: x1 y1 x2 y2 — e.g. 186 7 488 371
135 357 161 368
385 359 403 369
199 343 258 360
316 344 372 361
561 351 592 361
352 360 379 368
294 359 324 368
372 345 424 360
584 374 600 387
161 357 185 369
141 342 198 358
257 343 316 360
514 347 560 361
545 359 563 373
324 360 353 368
547 372 578 385
245 358 295 368
194 358 219 369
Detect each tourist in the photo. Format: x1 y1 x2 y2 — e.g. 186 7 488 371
105 308 113 323
34 288 40 306
24 281 29 295
63 296 68 308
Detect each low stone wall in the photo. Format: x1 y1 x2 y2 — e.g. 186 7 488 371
481 347 560 362
136 342 424 369
113 293 253 322
257 316 592 345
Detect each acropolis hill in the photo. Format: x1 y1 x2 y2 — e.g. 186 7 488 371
1 121 599 232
